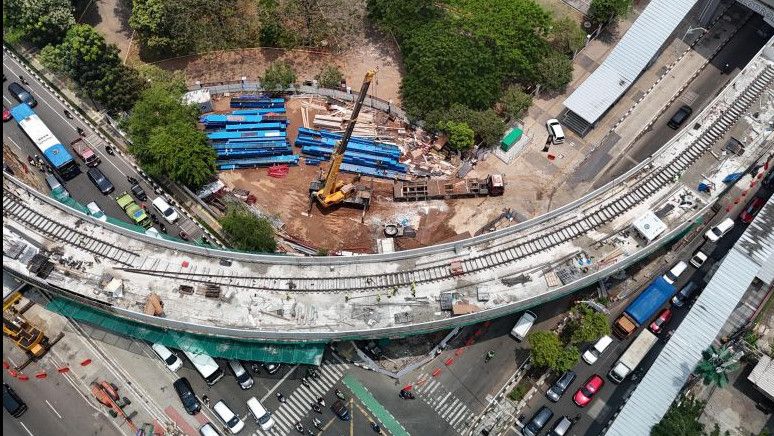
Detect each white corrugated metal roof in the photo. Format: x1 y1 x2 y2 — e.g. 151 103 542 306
748 354 774 399
563 0 699 125
606 196 774 436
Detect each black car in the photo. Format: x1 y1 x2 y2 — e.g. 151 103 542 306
331 399 351 421
131 182 147 201
87 167 114 194
667 105 693 129
546 370 576 402
522 406 553 436
7 82 37 107
672 282 699 307
3 383 28 418
173 377 201 415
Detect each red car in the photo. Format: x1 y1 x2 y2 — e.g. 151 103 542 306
2 106 10 122
739 197 765 223
573 375 604 407
649 308 672 334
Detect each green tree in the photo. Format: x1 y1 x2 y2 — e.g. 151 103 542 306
694 345 740 388
588 0 632 27
39 24 145 114
568 304 611 345
555 346 581 372
134 64 188 96
549 17 587 56
442 121 475 150
126 83 197 147
424 104 505 148
220 208 277 253
500 86 532 120
316 65 344 89
527 331 562 369
145 121 216 189
262 61 297 91
651 396 706 436
536 51 573 93
3 0 74 46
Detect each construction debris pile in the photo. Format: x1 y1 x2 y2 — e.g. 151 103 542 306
201 96 298 170
296 128 409 180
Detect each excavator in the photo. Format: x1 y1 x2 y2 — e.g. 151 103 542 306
309 70 376 212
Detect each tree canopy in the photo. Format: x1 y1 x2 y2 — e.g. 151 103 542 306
316 65 344 89
126 83 216 189
442 121 475 150
568 304 611 345
424 104 505 148
588 0 632 27
651 396 706 436
500 86 533 120
220 208 277 253
262 61 297 91
549 17 587 56
368 0 572 119
528 330 580 372
3 0 75 46
39 24 145 114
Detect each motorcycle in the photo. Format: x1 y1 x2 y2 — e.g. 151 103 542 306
371 422 381 433
307 368 319 378
300 377 311 388
399 390 415 400
316 397 325 407
178 230 190 241
277 393 287 403
127 176 139 185
105 145 115 155
311 403 322 414
306 430 315 436
159 224 167 233
150 214 160 224
76 127 85 136
313 418 323 430
251 363 261 374
294 422 304 433
335 389 345 400
64 109 73 119
485 350 495 363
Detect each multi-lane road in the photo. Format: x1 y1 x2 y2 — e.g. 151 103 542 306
2 53 204 241
517 182 772 436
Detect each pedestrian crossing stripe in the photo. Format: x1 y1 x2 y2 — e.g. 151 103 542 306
250 360 348 436
415 378 475 434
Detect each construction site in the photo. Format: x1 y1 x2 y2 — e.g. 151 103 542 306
189 73 510 254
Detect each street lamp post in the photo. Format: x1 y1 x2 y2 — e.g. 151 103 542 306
682 26 708 43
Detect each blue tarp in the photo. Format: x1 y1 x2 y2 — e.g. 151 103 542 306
625 277 676 325
208 130 286 141
231 108 287 115
224 122 287 131
722 172 743 183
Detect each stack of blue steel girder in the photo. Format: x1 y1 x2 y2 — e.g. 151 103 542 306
295 128 408 180
202 97 296 170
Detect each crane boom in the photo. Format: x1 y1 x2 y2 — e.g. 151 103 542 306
316 70 377 206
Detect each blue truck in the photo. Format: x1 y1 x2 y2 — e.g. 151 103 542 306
613 277 675 338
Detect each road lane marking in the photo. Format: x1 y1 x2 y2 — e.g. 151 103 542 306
45 400 63 419
342 374 409 436
19 421 34 436
6 136 23 152
260 364 299 402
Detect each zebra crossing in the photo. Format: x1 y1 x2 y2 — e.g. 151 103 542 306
415 378 476 434
253 359 349 435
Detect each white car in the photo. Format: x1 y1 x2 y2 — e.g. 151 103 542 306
151 343 183 372
213 400 245 434
86 201 107 222
546 119 565 144
152 196 179 224
704 218 734 242
662 261 688 285
689 250 708 268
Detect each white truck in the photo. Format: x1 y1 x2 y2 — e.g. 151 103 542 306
608 329 658 383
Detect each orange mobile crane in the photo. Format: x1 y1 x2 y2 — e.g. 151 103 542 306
3 291 48 358
309 70 376 211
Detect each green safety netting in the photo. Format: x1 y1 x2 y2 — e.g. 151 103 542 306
46 298 325 365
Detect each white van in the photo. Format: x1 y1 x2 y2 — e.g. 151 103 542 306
198 423 221 436
582 335 613 365
152 196 179 223
213 400 244 434
704 218 734 242
228 360 254 390
510 311 537 341
151 343 183 372
182 350 224 386
246 397 275 431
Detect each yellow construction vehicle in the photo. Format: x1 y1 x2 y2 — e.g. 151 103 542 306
3 291 48 358
309 70 376 210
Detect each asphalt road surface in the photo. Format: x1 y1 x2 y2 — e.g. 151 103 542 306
2 54 204 241
594 13 772 188
2 344 122 436
518 182 772 436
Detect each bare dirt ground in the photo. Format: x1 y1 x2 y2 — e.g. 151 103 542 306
78 0 134 61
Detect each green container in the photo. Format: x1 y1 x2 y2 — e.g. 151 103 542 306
501 128 523 152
